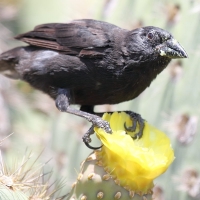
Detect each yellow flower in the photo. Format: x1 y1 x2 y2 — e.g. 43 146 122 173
94 112 175 194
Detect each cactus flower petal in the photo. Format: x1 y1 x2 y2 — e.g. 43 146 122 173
94 112 175 194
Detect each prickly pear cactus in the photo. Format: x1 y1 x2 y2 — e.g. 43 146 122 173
0 185 28 200
67 152 152 200
67 112 175 200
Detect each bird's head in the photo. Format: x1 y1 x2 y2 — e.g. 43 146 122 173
126 26 187 62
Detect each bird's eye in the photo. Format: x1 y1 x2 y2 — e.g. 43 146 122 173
147 32 154 40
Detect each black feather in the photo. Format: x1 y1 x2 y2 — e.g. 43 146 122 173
0 19 187 106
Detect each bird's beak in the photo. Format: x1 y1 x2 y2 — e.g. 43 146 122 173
156 38 188 59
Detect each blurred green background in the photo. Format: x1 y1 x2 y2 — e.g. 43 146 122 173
0 0 200 199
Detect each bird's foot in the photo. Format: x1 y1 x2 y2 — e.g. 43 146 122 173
88 115 112 133
83 111 145 149
83 115 112 149
82 125 102 150
124 111 145 139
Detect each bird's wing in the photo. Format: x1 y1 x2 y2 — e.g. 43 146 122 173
15 19 120 57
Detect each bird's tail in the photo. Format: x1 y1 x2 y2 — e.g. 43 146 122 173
0 47 25 79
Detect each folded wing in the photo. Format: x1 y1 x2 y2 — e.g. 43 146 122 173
15 19 120 57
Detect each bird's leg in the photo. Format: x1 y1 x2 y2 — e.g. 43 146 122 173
55 88 112 136
56 90 144 148
79 105 103 149
81 108 145 149
124 111 145 139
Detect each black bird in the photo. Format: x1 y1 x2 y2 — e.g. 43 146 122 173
0 19 187 148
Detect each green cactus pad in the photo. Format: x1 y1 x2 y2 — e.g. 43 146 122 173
67 152 152 200
0 185 28 200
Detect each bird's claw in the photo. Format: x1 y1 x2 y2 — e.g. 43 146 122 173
124 111 145 139
82 127 92 144
83 132 102 150
82 125 102 149
83 116 112 150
